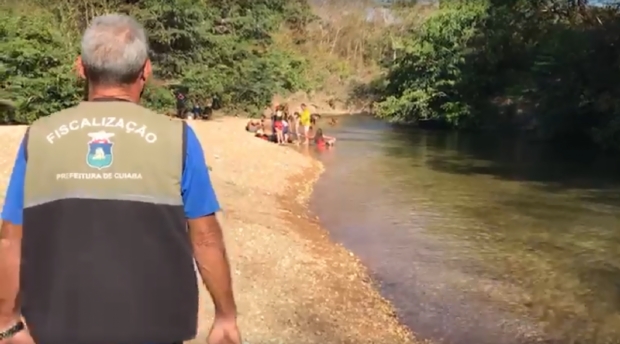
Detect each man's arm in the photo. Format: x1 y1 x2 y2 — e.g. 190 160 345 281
0 137 26 327
181 125 236 320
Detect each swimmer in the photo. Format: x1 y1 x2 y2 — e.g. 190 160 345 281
311 128 336 148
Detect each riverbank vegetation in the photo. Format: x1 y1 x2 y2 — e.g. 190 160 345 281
372 0 620 152
8 0 620 152
0 0 319 123
0 0 428 123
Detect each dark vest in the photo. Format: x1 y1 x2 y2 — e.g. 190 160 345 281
21 101 197 344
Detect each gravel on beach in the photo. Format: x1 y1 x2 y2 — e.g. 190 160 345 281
0 117 419 344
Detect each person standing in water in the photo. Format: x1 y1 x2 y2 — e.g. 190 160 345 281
0 14 240 344
299 103 312 144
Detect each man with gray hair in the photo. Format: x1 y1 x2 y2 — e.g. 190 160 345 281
0 14 240 344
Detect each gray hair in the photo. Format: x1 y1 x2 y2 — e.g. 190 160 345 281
81 14 149 85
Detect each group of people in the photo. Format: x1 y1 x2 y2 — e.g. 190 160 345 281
246 103 336 148
174 92 217 120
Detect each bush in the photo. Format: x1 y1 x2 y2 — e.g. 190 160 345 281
0 0 315 123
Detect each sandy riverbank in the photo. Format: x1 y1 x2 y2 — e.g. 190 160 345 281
0 118 418 344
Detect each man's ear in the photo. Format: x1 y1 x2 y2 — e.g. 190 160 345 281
75 56 86 79
142 59 152 81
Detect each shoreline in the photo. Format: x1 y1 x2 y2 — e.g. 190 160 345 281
0 119 418 343
279 165 417 342
271 146 547 344
190 118 418 343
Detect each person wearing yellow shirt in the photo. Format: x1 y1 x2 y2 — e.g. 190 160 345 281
299 103 312 144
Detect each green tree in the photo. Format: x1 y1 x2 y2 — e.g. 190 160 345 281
375 1 487 127
0 0 315 123
375 0 620 151
0 6 81 123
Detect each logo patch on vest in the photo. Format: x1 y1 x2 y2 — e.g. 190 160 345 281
86 131 114 170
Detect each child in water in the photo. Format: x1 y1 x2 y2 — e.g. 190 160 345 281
312 128 336 148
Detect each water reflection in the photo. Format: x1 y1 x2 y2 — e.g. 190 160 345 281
310 115 620 344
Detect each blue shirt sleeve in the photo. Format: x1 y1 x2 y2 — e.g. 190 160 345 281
181 125 221 218
1 136 27 225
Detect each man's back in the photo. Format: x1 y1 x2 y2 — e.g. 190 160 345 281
0 14 239 344
21 100 198 344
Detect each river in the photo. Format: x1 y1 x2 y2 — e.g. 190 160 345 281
307 115 620 344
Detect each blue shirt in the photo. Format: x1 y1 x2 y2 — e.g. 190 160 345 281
1 125 220 225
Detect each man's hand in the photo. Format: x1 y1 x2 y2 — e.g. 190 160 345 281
0 222 23 340
207 317 241 344
0 330 34 344
0 321 34 344
182 126 239 343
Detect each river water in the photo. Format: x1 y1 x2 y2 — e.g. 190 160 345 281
308 115 620 344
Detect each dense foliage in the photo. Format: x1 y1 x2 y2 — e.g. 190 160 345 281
375 0 620 151
0 0 314 123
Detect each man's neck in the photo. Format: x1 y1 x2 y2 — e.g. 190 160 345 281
88 86 139 103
